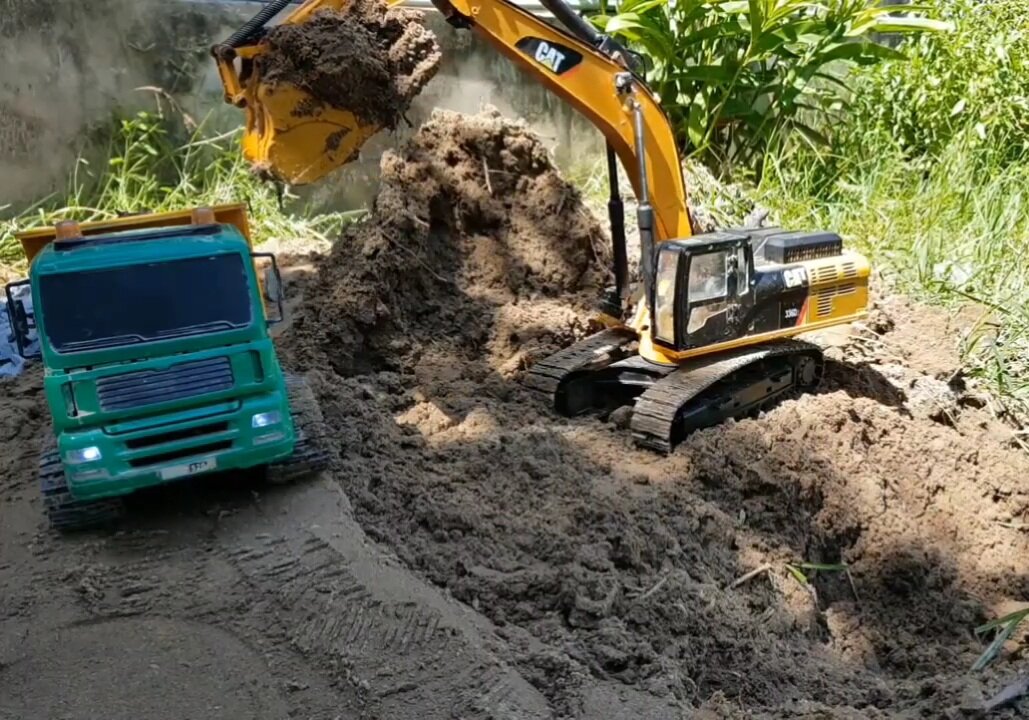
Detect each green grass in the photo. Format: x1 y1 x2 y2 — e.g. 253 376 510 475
0 105 348 270
761 131 1029 423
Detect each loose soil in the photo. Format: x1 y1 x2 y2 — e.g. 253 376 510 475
258 0 441 130
2 108 1027 718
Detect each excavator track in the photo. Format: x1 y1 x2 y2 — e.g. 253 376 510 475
631 340 824 454
267 374 331 484
524 328 636 413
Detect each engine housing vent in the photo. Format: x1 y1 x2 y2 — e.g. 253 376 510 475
764 231 843 264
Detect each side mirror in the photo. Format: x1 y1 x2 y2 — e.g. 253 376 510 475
251 252 285 325
4 279 41 360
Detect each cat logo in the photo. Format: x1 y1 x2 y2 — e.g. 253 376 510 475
534 41 566 72
515 37 583 75
783 267 808 289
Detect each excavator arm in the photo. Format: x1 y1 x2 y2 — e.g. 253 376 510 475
212 0 692 245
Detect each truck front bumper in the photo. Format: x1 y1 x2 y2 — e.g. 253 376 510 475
59 392 295 501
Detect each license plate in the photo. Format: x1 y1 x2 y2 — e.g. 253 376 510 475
160 458 216 481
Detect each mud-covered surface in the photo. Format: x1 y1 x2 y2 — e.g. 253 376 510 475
2 109 1027 718
278 109 1029 717
258 0 440 129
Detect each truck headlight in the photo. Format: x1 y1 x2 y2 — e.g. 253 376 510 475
252 411 282 429
66 446 102 464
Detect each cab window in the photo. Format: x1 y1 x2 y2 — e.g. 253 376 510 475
654 249 679 343
689 251 728 302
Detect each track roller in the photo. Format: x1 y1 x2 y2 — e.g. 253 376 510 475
631 340 824 453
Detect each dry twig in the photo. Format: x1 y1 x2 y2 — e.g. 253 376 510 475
731 563 773 589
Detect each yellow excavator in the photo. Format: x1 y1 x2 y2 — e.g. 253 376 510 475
212 0 869 452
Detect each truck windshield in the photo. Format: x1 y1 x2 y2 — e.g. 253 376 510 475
39 254 253 353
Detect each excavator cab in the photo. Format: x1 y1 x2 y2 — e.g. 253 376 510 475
653 233 751 351
652 229 868 355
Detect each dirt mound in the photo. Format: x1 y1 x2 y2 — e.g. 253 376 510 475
276 110 1029 716
280 106 606 378
258 0 440 129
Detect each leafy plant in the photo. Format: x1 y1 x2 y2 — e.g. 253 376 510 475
590 0 949 176
1 101 349 270
840 0 1029 166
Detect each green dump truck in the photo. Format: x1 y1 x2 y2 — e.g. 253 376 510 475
5 204 327 530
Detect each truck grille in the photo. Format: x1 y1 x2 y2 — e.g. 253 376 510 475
97 357 234 411
129 441 232 468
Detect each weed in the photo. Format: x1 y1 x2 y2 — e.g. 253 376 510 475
763 126 1029 422
0 102 348 271
973 607 1029 672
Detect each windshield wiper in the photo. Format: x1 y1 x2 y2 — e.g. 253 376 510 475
154 320 242 339
61 334 147 351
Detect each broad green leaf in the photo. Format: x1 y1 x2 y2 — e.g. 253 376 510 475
870 16 954 34
623 0 669 13
675 19 745 48
748 0 764 41
818 40 905 65
853 3 933 22
605 13 644 33
687 93 708 148
674 64 738 83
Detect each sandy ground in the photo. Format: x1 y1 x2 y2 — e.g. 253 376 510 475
1 110 1027 718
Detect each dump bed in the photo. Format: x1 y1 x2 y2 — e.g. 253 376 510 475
16 204 252 265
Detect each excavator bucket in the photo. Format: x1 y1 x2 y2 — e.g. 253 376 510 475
235 72 382 185
213 0 438 185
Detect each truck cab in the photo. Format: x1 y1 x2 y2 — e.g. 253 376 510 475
6 205 309 527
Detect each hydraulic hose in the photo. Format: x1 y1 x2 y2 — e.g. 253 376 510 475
606 144 628 302
536 0 602 46
222 0 295 49
632 99 656 319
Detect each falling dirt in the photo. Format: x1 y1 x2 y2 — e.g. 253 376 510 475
258 0 441 130
2 108 1027 718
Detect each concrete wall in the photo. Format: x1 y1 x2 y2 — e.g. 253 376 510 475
0 0 237 208
0 0 603 214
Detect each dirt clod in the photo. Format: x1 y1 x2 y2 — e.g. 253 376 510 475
280 106 605 379
258 0 440 129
